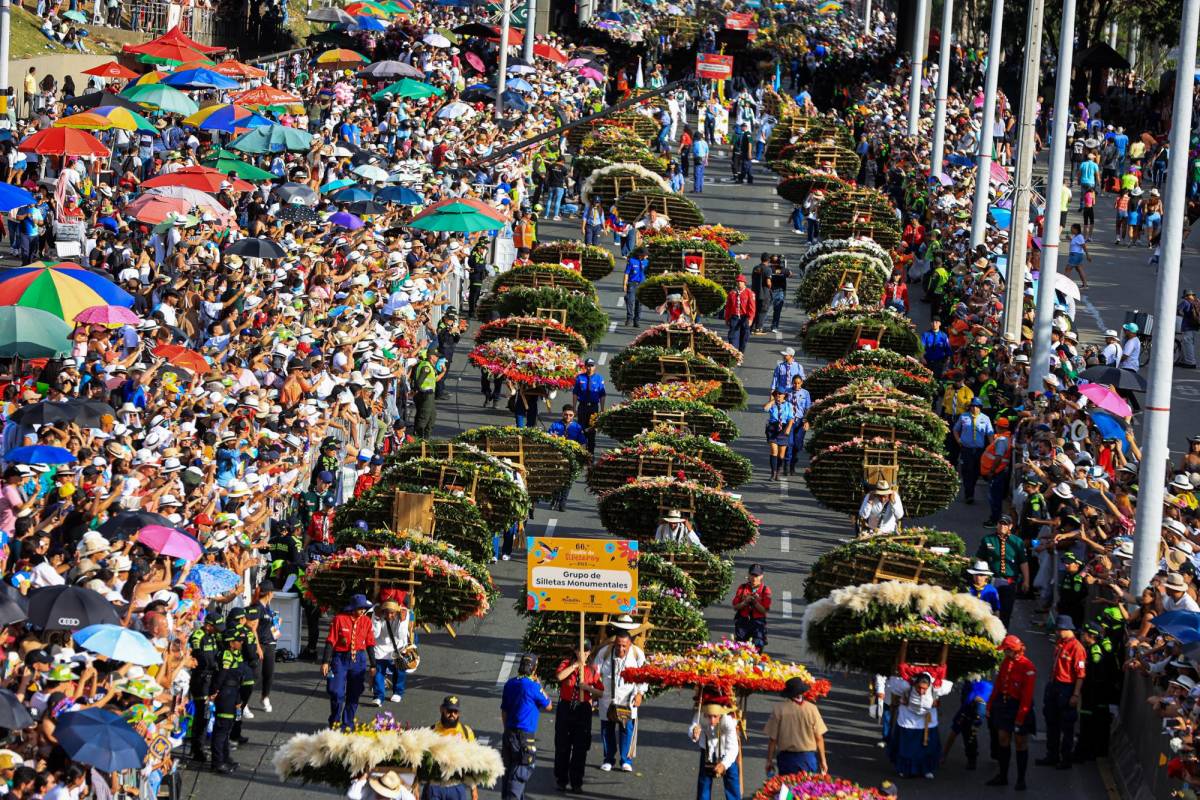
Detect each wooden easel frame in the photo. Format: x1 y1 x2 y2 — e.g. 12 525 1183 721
535 307 568 325
838 268 863 292
656 354 694 384
664 323 697 354
862 444 900 488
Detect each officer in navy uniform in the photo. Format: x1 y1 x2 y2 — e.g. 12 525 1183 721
211 631 246 774
1074 621 1118 761
571 359 606 458
188 614 222 762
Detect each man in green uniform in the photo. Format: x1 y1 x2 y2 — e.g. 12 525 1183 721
412 346 438 439
1056 552 1088 630
211 631 245 774
1073 622 1118 761
188 615 222 762
226 608 260 745
975 515 1029 627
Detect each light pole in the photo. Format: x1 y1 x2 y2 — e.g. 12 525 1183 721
0 0 10 120
1001 0 1044 340
929 0 955 177
906 0 929 137
496 0 511 119
522 0 535 63
969 0 1004 247
1029 0 1077 388
863 0 872 35
1131 0 1200 596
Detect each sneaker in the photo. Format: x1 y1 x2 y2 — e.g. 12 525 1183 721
924 773 935 779
600 763 613 772
262 698 273 713
502 554 511 561
621 763 633 772
371 698 383 707
242 708 255 719
390 694 403 703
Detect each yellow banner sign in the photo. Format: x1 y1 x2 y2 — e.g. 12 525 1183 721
525 536 639 614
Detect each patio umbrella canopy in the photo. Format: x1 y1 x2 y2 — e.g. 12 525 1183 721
143 166 254 193
160 67 241 91
0 307 73 357
28 585 121 630
18 127 110 157
122 84 199 115
201 148 277 181
0 261 133 319
230 124 314 153
83 62 140 80
54 708 149 772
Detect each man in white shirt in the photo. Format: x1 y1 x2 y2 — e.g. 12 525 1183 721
1101 329 1121 366
1119 323 1141 370
370 599 412 705
691 703 740 800
594 622 647 773
858 480 905 534
1160 572 1200 612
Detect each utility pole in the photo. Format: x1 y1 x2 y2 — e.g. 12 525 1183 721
929 0 955 177
521 0 535 63
1131 0 1200 596
1001 0 1044 339
863 0 872 36
496 0 511 119
0 0 10 121
1029 0 1077 388
906 0 930 136
969 0 1004 247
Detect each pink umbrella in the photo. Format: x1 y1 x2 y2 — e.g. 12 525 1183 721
577 66 605 82
465 51 484 73
75 304 141 326
566 58 589 67
136 525 204 561
1079 382 1132 418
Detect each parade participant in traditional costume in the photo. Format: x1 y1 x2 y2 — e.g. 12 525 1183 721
595 617 647 772
655 509 703 548
986 635 1037 789
322 594 377 729
884 671 953 779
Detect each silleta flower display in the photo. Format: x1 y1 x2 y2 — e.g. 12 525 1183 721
621 639 831 700
752 773 892 800
468 337 583 390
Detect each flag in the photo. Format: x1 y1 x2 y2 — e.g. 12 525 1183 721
773 63 781 91
635 57 644 89
777 785 795 800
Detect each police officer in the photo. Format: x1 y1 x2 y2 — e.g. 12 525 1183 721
211 629 246 774
500 654 552 800
226 608 259 742
412 346 439 438
322 594 377 729
571 359 606 458
1074 621 1117 761
250 581 278 714
1056 552 1088 629
311 438 341 488
188 614 222 762
267 520 305 587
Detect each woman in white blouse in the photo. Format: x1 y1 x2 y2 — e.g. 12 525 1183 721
885 671 954 779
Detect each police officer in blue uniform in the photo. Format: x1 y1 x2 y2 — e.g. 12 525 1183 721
211 628 245 774
500 654 552 800
623 248 648 326
547 405 589 511
784 373 812 476
188 614 222 762
571 359 607 457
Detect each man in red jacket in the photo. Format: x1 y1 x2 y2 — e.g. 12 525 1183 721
724 274 756 353
986 634 1037 790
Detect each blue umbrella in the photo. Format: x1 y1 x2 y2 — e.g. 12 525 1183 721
352 15 388 30
506 77 534 93
329 211 364 229
501 90 528 112
5 445 76 465
160 68 240 91
184 564 241 597
377 185 423 205
73 624 163 666
332 186 375 203
0 184 35 213
948 153 975 168
321 178 357 194
55 707 148 772
1154 610 1200 635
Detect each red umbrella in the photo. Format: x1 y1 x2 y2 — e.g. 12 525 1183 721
83 62 139 80
464 52 485 73
231 86 303 107
18 127 109 157
142 166 253 193
153 344 210 375
125 195 188 224
487 25 524 47
124 40 213 64
533 43 567 64
126 24 224 55
212 59 267 79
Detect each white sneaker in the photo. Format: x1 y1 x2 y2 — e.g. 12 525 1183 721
261 698 273 713
371 698 383 707
502 554 511 561
600 764 613 772
242 708 255 719
621 763 633 772
390 694 402 703
924 773 935 780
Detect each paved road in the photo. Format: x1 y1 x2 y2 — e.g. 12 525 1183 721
187 147 1114 800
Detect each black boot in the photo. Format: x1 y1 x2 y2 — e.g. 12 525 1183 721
1015 749 1029 790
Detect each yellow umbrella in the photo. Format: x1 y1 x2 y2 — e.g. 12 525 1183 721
53 112 115 130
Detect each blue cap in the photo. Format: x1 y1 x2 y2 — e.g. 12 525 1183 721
317 470 335 483
344 594 373 612
970 397 984 407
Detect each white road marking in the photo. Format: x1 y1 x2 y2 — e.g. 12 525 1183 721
781 590 794 618
617 295 626 308
545 518 558 536
775 330 783 341
773 237 780 247
1081 296 1108 332
780 529 790 552
773 202 780 210
608 321 618 332
773 218 781 227
495 653 518 687
779 478 788 499
598 352 609 365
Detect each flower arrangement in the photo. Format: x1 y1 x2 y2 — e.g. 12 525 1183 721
629 322 743 367
634 428 753 487
640 541 734 606
379 457 532 534
682 224 750 247
636 551 699 605
831 625 1003 679
454 426 588 500
581 162 672 206
333 482 491 563
794 252 891 313
272 724 503 788
622 639 832 699
468 338 582 391
806 378 927 420
594 398 740 443
299 548 491 624
531 241 616 282
586 441 725 493
805 400 948 455
591 145 671 176
889 528 967 554
610 346 748 410
752 773 891 800
636 272 729 316
609 110 661 140
481 287 610 347
628 380 722 404
615 189 706 232
799 238 894 273
802 539 968 602
644 235 739 291
476 316 590 355
805 436 959 517
776 171 852 206
803 350 936 401
817 184 902 249
597 477 759 553
579 127 649 156
800 307 921 360
485 264 596 301
765 114 854 162
772 141 861 178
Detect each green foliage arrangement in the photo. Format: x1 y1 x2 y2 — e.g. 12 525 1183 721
597 477 759 553
332 482 491 563
818 184 901 249
481 286 610 346
805 438 960 518
586 441 724 493
531 241 615 282
801 308 921 360
486 263 596 298
806 378 932 420
634 428 753 487
636 273 728 316
805 401 948 454
803 350 938 402
644 235 739 290
615 189 705 230
802 538 968 602
775 171 851 206
610 346 748 410
379 457 531 534
475 316 590 354
771 142 861 178
594 398 740 443
628 322 743 367
454 426 588 501
640 541 735 606
795 253 889 312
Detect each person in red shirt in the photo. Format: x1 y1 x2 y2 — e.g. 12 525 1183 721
732 564 772 650
1037 615 1087 769
724 275 756 354
553 642 604 793
986 634 1037 789
321 593 377 729
353 455 383 498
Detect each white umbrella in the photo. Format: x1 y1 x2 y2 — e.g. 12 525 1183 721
422 33 451 48
352 164 391 183
1053 272 1081 301
507 64 537 75
143 186 231 222
436 101 475 120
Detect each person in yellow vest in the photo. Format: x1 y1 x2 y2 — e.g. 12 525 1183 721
941 375 974 466
428 695 477 800
411 346 438 439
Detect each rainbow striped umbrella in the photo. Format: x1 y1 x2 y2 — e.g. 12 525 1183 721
314 48 370 68
90 106 158 132
0 262 134 322
183 103 272 133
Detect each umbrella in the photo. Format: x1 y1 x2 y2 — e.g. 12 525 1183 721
347 200 386 215
128 24 225 53
0 260 135 318
462 52 485 73
345 0 390 15
273 182 319 205
321 178 357 194
28 585 120 630
352 14 388 30
121 84 199 115
506 77 534 93
97 510 172 539
183 103 272 133
88 105 157 132
377 185 423 205
306 6 355 23
533 44 567 64
0 690 33 730
507 63 537 75
0 183 35 212
315 48 370 68
143 166 253 193
422 32 451 48
210 58 266 79
577 66 605 82
329 211 364 229
136 524 203 560
75 304 140 326
276 204 323 224
55 708 148 772
408 198 506 233
1053 272 1081 301
230 124 314 153
0 308 71 358
54 111 115 130
61 8 86 20
5 445 77 465
360 60 426 80
226 237 287 259
184 564 242 597
332 187 375 203
436 101 474 120
153 343 210 374
352 164 390 182
10 399 111 427
370 77 443 100
1154 610 1200 638
0 583 27 627
160 67 240 91
18 127 109 157
488 26 523 46
125 194 189 224
201 148 276 181
63 91 144 113
142 187 231 221
231 86 303 107
129 41 214 66
1079 382 1132 418
1078 365 1147 392
83 62 140 80
73 624 163 666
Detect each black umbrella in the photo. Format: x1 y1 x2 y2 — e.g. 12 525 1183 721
0 689 33 730
1079 365 1148 392
305 6 355 23
96 510 173 540
273 182 319 206
27 586 120 631
461 86 494 103
62 92 144 113
359 60 425 79
226 237 286 259
0 582 27 628
453 22 494 37
275 204 323 224
347 200 387 215
8 401 73 426
60 399 115 427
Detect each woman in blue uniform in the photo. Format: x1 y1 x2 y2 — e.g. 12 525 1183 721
762 388 795 481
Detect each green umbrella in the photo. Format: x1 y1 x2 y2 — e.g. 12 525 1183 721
122 84 199 116
229 124 314 154
435 26 460 44
201 148 277 181
63 9 87 22
407 209 503 233
371 78 445 101
0 307 72 358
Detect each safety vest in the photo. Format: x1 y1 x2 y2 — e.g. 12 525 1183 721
980 432 1011 478
414 359 436 392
